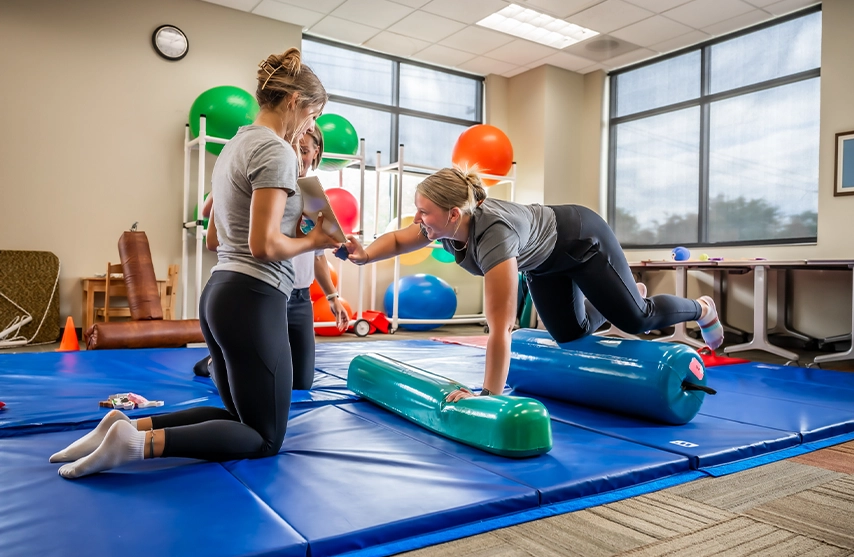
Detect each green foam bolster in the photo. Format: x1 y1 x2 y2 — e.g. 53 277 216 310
347 354 553 458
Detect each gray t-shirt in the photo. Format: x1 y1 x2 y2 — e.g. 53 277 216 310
439 198 557 275
210 125 303 297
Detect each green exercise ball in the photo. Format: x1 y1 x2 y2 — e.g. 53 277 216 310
317 114 359 170
189 86 259 156
432 242 455 263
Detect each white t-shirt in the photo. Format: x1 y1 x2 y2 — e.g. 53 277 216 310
292 251 324 289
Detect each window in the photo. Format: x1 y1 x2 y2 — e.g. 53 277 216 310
608 7 821 247
303 37 483 235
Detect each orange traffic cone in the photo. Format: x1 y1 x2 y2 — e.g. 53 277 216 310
57 316 80 351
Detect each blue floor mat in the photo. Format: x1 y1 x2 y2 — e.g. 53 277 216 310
341 402 691 505
223 404 539 557
1 341 852 557
0 429 307 557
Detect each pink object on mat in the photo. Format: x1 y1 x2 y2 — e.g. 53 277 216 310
430 336 488 349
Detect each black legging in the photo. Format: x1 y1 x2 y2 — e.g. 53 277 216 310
151 271 292 461
527 205 702 344
288 287 315 390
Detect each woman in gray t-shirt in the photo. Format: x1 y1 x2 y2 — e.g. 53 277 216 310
52 48 342 479
345 167 723 404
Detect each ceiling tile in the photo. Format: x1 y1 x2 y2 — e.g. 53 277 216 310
252 0 325 27
610 14 693 46
483 38 558 66
457 55 518 75
420 0 510 24
531 51 598 72
621 0 693 12
203 0 262 11
518 0 603 18
439 26 516 54
649 29 708 52
412 44 477 67
387 11 467 42
389 0 432 7
563 34 642 62
743 0 782 7
363 30 431 56
763 0 820 16
306 16 381 44
664 0 755 28
701 9 772 36
503 65 534 77
602 46 657 68
330 0 414 28
268 0 347 12
578 62 608 73
567 0 655 34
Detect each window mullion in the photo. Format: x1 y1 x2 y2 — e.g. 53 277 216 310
698 45 711 244
391 60 400 164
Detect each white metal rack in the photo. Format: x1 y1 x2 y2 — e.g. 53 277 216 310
372 144 516 333
181 116 371 334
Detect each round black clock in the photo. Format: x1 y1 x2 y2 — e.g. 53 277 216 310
152 25 189 61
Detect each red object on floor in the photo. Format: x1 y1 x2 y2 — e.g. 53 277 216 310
431 336 489 349
697 346 749 367
356 310 390 335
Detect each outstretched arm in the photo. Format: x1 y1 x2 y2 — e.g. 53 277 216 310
346 224 431 265
445 258 519 401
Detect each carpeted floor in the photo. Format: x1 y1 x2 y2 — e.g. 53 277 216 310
402 442 854 556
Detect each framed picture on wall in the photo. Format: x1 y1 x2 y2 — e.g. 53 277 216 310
834 130 854 197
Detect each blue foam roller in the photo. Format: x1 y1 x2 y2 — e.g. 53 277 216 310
507 329 710 425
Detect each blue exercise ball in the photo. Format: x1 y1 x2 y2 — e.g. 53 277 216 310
672 246 691 261
383 274 457 331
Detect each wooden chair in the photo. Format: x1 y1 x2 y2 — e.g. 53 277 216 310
95 263 179 322
160 264 179 320
95 263 131 322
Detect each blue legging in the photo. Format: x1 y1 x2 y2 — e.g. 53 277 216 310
527 205 702 344
152 271 292 461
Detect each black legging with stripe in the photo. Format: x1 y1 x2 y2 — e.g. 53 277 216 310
527 205 702 343
151 271 292 461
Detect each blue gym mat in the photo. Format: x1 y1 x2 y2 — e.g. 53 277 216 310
0 340 852 557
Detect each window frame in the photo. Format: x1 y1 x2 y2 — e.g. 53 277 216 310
302 35 484 168
606 5 821 249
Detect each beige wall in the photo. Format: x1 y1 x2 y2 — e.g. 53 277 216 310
0 0 302 323
2 0 852 338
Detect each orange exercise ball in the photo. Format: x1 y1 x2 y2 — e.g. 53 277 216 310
451 124 513 186
309 261 339 302
312 296 353 336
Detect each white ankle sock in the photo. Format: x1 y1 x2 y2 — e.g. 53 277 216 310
50 410 131 463
637 282 647 298
697 295 724 350
58 421 145 479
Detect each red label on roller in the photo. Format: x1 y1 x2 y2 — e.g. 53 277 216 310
689 358 704 380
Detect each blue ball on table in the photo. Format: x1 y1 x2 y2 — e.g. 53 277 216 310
671 246 691 261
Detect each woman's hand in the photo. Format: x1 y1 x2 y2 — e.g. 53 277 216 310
445 388 475 403
345 234 369 265
329 297 349 331
306 214 342 251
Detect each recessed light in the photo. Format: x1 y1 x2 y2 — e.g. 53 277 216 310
476 3 598 50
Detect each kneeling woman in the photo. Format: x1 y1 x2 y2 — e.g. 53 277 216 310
345 168 722 401
50 48 340 478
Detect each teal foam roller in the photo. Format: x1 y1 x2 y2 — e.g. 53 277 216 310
347 353 553 458
508 330 712 425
